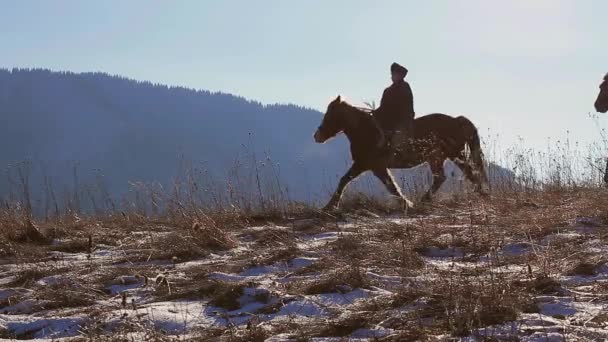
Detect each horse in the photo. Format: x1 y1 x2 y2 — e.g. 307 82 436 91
595 73 608 184
313 96 488 210
595 73 608 114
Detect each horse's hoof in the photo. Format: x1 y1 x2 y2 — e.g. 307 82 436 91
322 204 338 212
403 198 414 209
475 185 490 197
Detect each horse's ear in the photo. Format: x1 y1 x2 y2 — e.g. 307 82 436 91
336 95 341 103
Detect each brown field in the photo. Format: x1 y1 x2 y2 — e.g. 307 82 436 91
1 186 608 341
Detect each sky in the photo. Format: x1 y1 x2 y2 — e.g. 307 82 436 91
1 0 607 153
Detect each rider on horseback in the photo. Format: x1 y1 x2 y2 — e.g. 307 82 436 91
373 62 415 162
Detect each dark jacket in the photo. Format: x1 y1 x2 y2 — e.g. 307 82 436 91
374 80 414 131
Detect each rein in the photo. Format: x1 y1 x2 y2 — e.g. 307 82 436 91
353 106 373 113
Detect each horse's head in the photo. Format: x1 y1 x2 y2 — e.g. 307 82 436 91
314 96 348 143
595 73 608 113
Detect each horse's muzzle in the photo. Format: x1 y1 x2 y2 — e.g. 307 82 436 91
314 129 325 143
596 100 608 113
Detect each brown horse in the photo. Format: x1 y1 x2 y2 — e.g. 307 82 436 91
595 73 608 113
595 73 608 184
314 96 488 210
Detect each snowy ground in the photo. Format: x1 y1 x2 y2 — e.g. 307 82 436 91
1 191 608 341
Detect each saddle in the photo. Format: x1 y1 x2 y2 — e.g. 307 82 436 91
369 112 414 157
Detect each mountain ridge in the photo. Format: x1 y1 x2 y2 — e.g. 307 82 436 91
0 67 348 211
0 67 316 111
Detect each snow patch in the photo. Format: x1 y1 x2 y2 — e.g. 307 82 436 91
500 242 533 257
0 315 86 339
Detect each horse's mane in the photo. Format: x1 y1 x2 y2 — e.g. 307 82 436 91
339 100 357 111
339 100 372 115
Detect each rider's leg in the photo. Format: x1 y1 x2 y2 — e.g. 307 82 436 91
386 130 399 165
389 128 407 164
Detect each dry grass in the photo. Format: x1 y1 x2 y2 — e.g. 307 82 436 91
7 265 70 288
2 187 608 340
141 231 211 262
423 274 524 336
194 325 271 342
159 279 247 311
200 281 247 310
34 282 99 310
49 238 92 254
295 266 371 295
316 312 370 337
519 275 563 295
250 244 300 267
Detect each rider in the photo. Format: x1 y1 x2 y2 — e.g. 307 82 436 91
373 62 415 161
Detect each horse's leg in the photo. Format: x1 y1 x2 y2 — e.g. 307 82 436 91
323 165 364 211
372 167 414 209
604 158 608 186
422 159 446 202
454 159 489 195
454 159 480 192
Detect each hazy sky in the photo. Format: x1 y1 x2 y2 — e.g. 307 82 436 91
1 0 607 151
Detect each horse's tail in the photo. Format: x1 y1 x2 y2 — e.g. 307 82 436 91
456 116 485 172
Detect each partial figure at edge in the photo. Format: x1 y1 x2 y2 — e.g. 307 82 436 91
594 73 608 185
